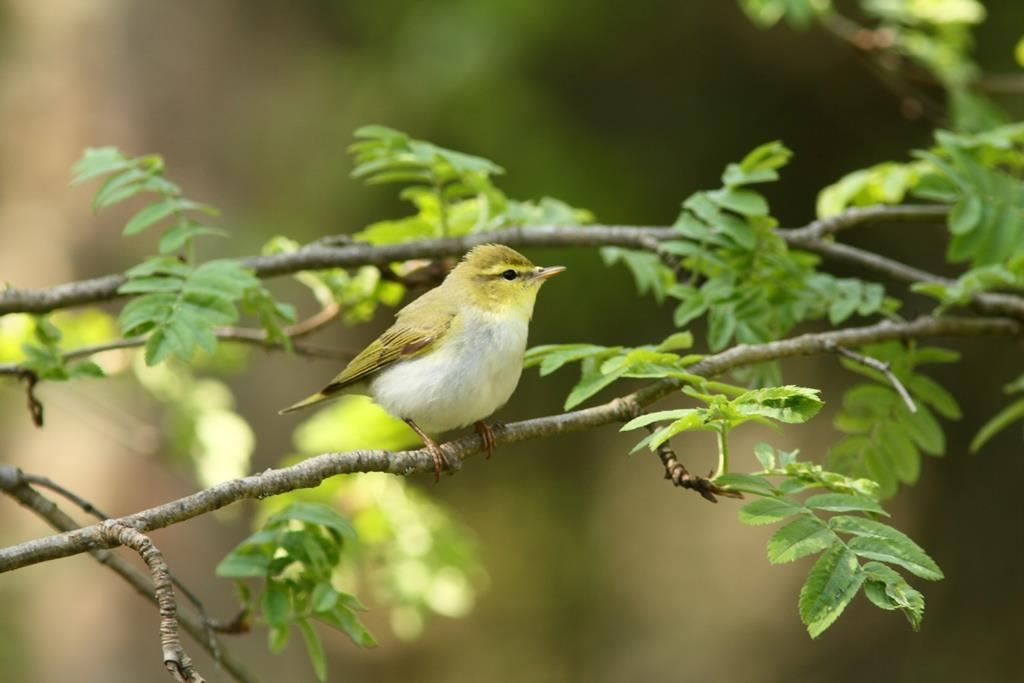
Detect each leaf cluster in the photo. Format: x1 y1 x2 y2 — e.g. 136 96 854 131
349 125 591 243
829 343 960 497
604 142 895 385
18 316 104 381
732 443 942 637
216 502 375 682
71 148 296 365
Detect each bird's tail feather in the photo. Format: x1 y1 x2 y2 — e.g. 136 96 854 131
278 391 333 415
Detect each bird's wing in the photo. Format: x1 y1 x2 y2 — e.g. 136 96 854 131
279 303 456 413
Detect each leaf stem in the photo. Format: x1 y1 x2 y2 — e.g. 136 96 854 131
716 428 730 476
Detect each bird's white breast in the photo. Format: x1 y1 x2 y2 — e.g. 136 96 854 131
368 306 528 433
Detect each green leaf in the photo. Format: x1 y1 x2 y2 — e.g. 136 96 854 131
896 403 945 456
799 544 864 638
970 398 1024 453
644 411 707 450
158 222 229 254
268 625 289 653
908 375 961 419
311 584 340 613
733 385 823 424
831 516 943 580
754 442 776 469
948 195 982 235
714 472 779 497
215 552 271 578
708 187 769 216
767 517 833 564
524 344 612 375
297 619 327 682
655 331 694 352
707 304 737 351
262 580 291 628
862 562 925 631
621 409 699 432
117 276 184 294
738 497 806 525
71 146 133 185
144 327 176 366
564 367 626 410
316 606 377 648
267 503 356 541
68 361 105 379
804 493 888 516
123 199 180 236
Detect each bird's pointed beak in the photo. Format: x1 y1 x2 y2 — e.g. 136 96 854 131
534 265 566 281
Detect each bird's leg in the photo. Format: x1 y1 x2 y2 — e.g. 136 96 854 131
474 421 498 459
403 418 450 482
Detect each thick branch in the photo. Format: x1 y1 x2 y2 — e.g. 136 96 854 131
0 468 258 683
0 205 954 316
0 314 1016 573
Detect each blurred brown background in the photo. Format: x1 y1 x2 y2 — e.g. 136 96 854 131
1 1 1023 682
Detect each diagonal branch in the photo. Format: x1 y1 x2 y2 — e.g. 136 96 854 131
779 232 1024 320
0 314 1017 573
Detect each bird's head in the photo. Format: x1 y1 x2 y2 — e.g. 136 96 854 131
446 244 565 318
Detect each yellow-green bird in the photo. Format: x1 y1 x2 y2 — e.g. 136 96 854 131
280 244 566 480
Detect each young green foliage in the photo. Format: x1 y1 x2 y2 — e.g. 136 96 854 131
604 141 894 385
732 443 940 637
216 502 374 682
18 315 104 381
970 373 1024 453
828 343 960 497
349 125 591 242
71 148 296 365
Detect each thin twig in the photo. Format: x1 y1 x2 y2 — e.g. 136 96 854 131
825 341 917 413
0 314 1016 573
98 520 205 683
21 473 111 519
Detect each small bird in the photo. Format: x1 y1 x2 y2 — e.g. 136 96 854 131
280 244 565 480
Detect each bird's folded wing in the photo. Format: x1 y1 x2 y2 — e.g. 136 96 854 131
320 313 455 394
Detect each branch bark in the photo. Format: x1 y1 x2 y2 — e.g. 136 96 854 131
0 314 1017 573
0 204 960 316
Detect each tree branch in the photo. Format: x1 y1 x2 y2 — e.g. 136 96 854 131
0 314 1016 573
779 232 1024 320
0 205 956 316
0 467 259 683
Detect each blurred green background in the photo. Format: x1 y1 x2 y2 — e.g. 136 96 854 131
1 1 1022 681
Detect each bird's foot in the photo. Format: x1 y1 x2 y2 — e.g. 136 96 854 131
404 418 453 482
475 421 498 459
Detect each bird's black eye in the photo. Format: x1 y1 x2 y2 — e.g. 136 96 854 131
502 269 518 281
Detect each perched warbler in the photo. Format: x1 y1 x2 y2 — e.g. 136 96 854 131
280 244 565 480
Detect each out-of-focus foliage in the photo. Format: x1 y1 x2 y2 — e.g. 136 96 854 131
216 502 373 682
828 343 960 498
